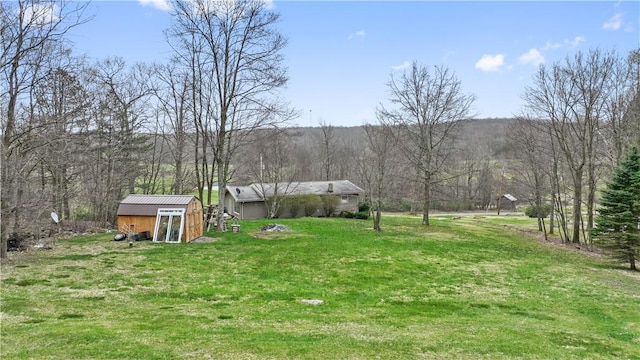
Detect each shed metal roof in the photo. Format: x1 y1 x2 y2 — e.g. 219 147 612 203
120 194 196 205
117 195 198 216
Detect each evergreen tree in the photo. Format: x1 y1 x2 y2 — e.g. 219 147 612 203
592 146 640 271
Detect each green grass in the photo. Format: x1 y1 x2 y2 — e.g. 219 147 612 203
1 215 639 359
193 189 218 205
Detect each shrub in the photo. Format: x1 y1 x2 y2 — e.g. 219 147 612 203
300 194 322 216
276 196 298 218
286 196 302 218
354 211 370 220
340 211 355 218
321 196 340 217
524 203 552 218
358 202 370 213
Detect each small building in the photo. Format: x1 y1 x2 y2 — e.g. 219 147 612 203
497 194 518 211
224 180 364 219
116 195 203 243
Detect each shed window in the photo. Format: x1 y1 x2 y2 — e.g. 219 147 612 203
341 196 349 204
153 208 185 243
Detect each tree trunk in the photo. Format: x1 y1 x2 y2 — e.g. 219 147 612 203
373 207 382 232
1 153 10 259
217 155 226 232
422 172 430 226
571 170 583 244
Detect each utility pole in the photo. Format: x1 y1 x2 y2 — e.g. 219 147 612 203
260 153 264 182
496 166 505 215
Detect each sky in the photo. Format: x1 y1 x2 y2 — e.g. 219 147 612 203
67 1 640 127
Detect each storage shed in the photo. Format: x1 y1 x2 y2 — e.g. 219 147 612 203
497 194 518 212
116 195 203 243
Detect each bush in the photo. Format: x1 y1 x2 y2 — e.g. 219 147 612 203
340 210 355 218
280 196 301 218
354 211 370 220
321 196 340 217
300 194 322 216
524 203 552 218
358 202 370 213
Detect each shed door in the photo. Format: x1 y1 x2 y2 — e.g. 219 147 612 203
153 208 185 243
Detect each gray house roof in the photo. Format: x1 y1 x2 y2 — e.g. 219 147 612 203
117 194 198 216
226 185 264 203
226 180 364 203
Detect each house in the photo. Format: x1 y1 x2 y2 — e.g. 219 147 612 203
116 195 203 243
224 180 364 219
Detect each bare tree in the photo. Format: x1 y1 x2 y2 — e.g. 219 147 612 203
168 0 293 231
31 47 91 221
251 128 300 218
315 120 341 181
357 123 397 231
377 62 475 225
524 49 618 243
450 133 494 210
82 57 153 225
600 49 640 167
1 0 89 258
151 60 193 195
508 116 552 236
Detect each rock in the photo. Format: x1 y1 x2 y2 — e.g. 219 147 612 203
261 224 290 232
301 299 323 306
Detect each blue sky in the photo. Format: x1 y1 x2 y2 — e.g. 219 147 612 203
68 1 640 127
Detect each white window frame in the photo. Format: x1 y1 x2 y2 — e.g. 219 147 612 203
153 208 186 243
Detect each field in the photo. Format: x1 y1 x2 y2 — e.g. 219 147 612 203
1 214 639 359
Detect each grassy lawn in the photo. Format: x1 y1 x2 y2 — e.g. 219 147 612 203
1 215 639 359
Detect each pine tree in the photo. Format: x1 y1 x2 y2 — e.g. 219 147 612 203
592 146 640 271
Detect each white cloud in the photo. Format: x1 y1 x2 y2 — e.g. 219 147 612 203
348 30 366 40
602 12 622 30
391 61 411 71
518 48 544 66
23 3 59 25
263 0 275 10
138 0 171 12
542 41 562 51
474 54 505 72
566 36 586 47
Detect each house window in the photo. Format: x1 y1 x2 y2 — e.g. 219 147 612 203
341 195 349 204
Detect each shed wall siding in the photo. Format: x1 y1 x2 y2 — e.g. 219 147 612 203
117 216 157 238
185 198 204 242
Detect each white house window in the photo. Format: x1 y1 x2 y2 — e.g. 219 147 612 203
341 195 349 204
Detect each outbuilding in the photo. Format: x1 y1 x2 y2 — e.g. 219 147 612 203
497 193 518 212
116 195 203 243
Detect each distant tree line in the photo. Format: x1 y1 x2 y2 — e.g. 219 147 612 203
1 0 639 259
